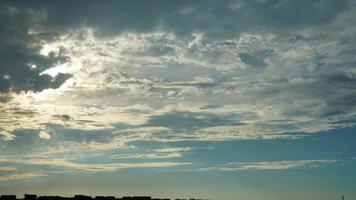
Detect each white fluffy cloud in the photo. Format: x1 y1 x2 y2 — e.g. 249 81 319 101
39 130 51 140
0 131 16 141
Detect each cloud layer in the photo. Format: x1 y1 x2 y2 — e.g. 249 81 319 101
1 0 356 181
198 160 339 171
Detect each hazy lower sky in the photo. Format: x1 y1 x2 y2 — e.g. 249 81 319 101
1 1 356 200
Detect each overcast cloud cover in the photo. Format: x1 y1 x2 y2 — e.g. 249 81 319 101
1 1 356 200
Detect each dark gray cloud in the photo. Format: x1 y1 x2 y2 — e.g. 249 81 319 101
0 0 350 93
0 3 70 94
239 50 272 68
1 0 349 37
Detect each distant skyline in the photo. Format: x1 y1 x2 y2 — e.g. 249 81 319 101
0 195 195 200
1 1 356 200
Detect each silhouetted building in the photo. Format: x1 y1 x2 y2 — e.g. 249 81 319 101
94 196 115 200
74 195 92 200
0 194 208 200
121 197 151 200
38 196 71 200
133 197 151 200
0 195 16 200
25 194 37 200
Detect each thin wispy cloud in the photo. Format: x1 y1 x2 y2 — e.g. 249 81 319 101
198 160 339 171
0 172 48 182
0 157 190 173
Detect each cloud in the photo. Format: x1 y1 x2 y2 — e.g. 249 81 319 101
0 157 190 173
0 131 16 141
38 130 51 140
1 22 356 147
0 4 71 94
198 160 339 171
3 9 356 142
0 172 47 181
1 0 356 182
0 166 17 171
111 147 194 160
0 164 45 182
3 0 348 38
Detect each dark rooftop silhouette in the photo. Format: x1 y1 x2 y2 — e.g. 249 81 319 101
0 195 207 200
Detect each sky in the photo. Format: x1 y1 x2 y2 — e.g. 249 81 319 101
1 0 356 200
